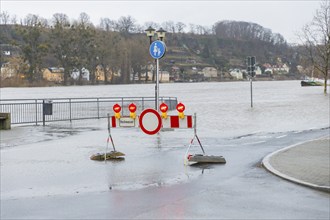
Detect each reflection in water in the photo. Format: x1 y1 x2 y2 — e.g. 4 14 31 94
187 162 216 175
105 159 125 190
190 163 214 174
156 133 162 148
106 156 205 191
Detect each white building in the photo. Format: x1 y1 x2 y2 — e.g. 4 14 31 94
272 64 290 74
159 71 170 83
264 68 273 74
229 69 243 79
255 66 262 75
202 67 218 78
71 68 90 81
0 63 16 79
137 71 170 83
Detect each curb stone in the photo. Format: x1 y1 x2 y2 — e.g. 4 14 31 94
262 137 330 193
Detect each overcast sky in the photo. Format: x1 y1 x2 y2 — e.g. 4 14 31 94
1 0 323 44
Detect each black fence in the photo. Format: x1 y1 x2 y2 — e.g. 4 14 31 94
0 96 178 125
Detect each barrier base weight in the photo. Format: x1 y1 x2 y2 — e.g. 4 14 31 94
90 151 125 161
187 154 226 165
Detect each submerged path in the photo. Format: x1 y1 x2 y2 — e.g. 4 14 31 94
1 122 329 219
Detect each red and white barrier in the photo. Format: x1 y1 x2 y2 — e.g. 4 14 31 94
111 115 193 129
161 115 193 129
110 102 194 134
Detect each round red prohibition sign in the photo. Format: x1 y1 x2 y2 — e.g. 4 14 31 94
139 108 162 135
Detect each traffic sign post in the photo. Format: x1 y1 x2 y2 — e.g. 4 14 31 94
149 40 166 112
149 40 166 59
156 59 160 111
247 56 256 77
247 56 256 108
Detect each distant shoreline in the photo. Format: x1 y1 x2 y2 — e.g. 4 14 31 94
1 77 317 88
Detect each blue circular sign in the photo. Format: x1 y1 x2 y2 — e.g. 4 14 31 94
149 40 166 59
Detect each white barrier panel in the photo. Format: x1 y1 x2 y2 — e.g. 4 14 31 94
111 116 138 128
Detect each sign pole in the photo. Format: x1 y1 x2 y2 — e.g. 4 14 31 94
154 59 157 110
149 40 166 112
250 78 253 108
156 59 159 112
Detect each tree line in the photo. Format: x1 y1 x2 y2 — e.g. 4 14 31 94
0 4 329 92
0 11 288 85
1 12 155 84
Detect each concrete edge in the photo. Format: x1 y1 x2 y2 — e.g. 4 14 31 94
262 136 330 193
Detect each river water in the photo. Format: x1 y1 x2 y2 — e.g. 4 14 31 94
1 80 329 137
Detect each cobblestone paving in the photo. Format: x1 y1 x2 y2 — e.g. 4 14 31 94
269 137 330 187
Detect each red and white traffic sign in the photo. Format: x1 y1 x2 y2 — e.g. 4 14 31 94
139 108 162 135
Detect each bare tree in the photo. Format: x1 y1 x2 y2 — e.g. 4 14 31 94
18 14 49 82
300 0 330 93
51 13 74 85
52 13 70 28
189 23 196 34
99 18 116 31
162 21 176 33
144 21 159 31
10 15 17 24
117 16 136 34
0 11 10 25
78 12 92 27
176 22 186 33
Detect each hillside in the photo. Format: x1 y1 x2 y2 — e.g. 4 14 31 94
160 27 299 79
0 20 307 86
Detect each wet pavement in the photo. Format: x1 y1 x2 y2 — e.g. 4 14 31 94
1 121 329 219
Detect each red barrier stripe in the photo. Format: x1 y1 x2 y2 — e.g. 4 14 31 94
111 116 116 127
187 115 192 128
170 116 179 128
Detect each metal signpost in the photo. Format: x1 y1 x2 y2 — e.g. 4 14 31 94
247 56 256 108
149 40 166 111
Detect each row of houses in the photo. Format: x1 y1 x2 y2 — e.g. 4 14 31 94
0 44 292 82
42 67 100 83
43 66 219 83
0 63 221 83
228 63 290 79
1 61 291 83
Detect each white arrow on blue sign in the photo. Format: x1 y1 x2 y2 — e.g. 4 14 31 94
149 40 166 59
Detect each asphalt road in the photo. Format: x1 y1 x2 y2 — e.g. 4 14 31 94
1 125 329 219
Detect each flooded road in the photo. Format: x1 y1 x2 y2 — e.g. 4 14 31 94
1 81 329 219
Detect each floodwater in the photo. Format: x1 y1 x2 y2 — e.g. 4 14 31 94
1 81 329 219
2 80 329 137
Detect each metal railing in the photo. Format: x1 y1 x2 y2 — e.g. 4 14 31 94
0 96 178 125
